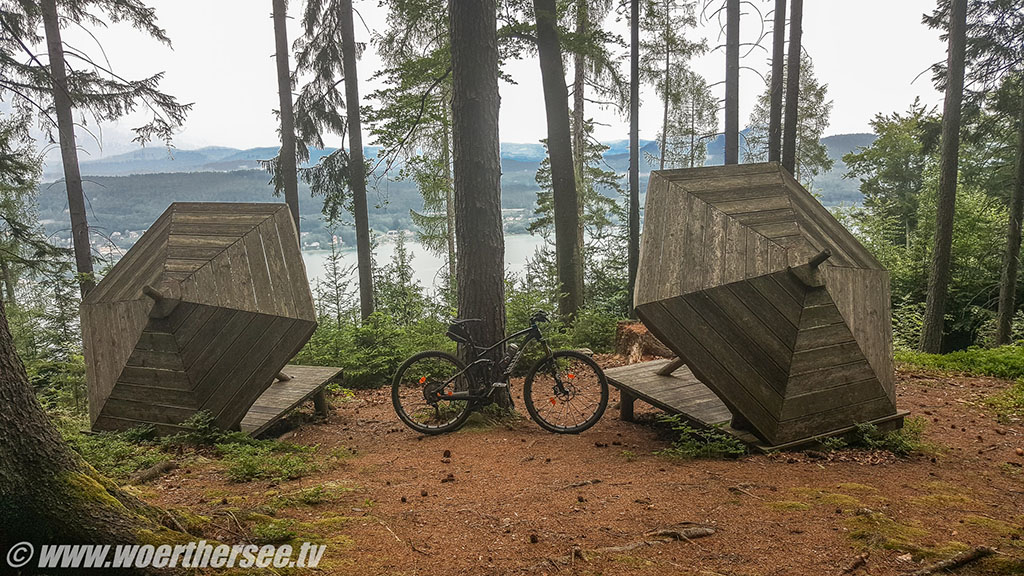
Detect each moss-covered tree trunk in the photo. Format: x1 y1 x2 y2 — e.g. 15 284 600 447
0 297 185 562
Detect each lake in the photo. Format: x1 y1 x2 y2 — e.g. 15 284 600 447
301 234 546 293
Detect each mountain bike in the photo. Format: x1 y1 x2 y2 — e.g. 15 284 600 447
391 311 609 435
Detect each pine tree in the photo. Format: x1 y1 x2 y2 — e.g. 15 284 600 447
0 1 190 296
745 52 834 188
639 0 705 169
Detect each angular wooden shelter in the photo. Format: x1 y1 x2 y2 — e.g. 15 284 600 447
82 203 323 434
612 163 903 448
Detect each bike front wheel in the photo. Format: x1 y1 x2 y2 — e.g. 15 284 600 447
392 351 473 434
523 350 608 434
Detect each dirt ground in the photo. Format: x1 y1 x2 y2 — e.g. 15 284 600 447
146 360 1024 576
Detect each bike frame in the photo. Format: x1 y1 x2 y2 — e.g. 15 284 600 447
448 321 553 400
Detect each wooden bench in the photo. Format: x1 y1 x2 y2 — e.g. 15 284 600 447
606 358 906 452
240 364 342 436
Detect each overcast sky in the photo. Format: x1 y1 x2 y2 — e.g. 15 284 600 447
53 0 947 159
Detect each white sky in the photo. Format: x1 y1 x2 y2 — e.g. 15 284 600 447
52 0 947 159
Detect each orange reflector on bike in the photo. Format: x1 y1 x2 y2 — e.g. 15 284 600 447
447 391 453 396
549 397 556 405
567 373 575 379
419 376 426 384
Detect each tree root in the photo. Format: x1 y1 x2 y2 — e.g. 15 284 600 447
128 460 177 485
911 546 995 576
528 525 715 570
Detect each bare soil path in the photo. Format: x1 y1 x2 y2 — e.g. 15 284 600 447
147 363 1024 575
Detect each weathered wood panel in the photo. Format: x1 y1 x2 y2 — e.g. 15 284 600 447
86 202 324 434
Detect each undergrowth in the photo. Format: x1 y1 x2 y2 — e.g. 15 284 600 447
820 416 929 456
655 415 747 459
986 380 1024 424
896 346 1024 380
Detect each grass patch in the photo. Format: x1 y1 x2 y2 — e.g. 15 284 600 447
896 346 1024 380
55 416 165 481
846 512 928 552
822 417 930 456
655 415 747 460
217 442 318 483
790 488 860 508
251 519 297 545
986 380 1024 424
767 500 812 511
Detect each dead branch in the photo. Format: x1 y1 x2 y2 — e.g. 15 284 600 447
127 460 176 485
527 525 715 571
911 547 995 576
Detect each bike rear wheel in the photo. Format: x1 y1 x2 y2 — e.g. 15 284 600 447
392 351 473 434
523 350 608 434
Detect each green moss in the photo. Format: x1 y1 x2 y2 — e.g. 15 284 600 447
963 516 1023 538
134 528 196 547
912 482 976 508
62 471 125 510
312 515 355 531
251 519 297 545
987 380 1024 424
846 512 928 552
216 442 318 483
767 500 813 511
837 483 880 494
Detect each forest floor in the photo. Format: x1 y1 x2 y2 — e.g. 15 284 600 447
141 357 1024 576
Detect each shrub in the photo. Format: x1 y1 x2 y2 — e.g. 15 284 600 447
896 345 1024 380
216 442 318 483
823 417 928 456
655 415 747 459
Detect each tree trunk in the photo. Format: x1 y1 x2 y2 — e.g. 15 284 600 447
442 114 457 285
627 0 640 318
659 0 670 171
40 0 95 297
0 259 14 305
768 0 786 163
534 0 583 318
995 94 1024 345
919 0 967 353
273 0 301 233
724 0 739 165
449 0 509 404
572 0 586 292
340 0 375 320
781 0 802 175
0 297 184 561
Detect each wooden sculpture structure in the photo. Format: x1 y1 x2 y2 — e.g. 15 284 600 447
606 163 905 449
82 202 339 435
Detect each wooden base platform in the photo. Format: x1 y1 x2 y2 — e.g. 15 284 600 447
605 358 906 452
240 364 342 436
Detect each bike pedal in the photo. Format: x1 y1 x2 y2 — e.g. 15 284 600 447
491 382 509 388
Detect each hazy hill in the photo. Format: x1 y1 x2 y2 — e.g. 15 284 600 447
37 133 875 251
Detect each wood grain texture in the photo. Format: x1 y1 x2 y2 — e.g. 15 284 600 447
633 163 899 446
85 202 323 434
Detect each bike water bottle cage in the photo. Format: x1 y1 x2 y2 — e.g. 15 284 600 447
446 318 482 345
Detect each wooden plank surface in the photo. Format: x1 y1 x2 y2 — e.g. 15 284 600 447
240 364 342 436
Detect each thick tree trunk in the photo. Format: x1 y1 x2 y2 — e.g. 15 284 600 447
340 0 375 320
627 0 640 318
442 116 457 285
724 0 739 165
273 0 301 233
782 0 802 175
572 0 586 286
449 0 509 405
0 298 184 563
40 0 94 296
995 96 1024 345
768 0 786 163
659 0 670 171
919 0 967 353
534 0 583 318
